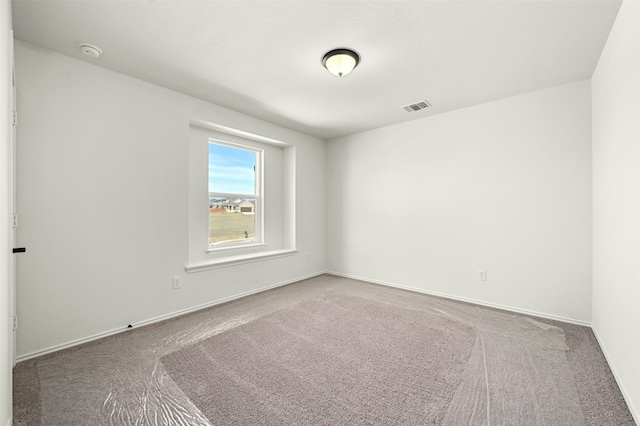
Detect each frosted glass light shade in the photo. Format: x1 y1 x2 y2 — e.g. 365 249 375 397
322 49 360 77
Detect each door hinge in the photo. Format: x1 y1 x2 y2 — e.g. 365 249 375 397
13 213 17 228
12 110 17 126
12 316 17 331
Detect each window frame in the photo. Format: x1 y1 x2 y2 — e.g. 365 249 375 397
207 138 264 251
186 120 297 273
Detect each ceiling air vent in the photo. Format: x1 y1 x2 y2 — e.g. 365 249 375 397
402 100 432 113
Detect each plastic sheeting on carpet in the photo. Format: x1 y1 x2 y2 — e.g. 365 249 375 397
33 275 589 425
161 294 476 424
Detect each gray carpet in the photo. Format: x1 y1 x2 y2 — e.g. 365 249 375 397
161 294 476 425
12 275 637 425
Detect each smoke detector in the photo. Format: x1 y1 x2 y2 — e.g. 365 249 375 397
79 43 102 58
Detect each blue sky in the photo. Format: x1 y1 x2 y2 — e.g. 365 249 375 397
208 143 256 195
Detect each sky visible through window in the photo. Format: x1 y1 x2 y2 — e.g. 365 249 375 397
209 142 255 195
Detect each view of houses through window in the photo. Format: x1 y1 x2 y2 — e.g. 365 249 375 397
208 141 261 246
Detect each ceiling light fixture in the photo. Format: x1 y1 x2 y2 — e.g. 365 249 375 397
322 48 360 77
79 43 102 58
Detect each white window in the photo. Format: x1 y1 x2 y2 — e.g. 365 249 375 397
208 140 262 248
187 121 297 272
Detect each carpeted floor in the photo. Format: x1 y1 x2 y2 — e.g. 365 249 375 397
162 294 475 424
12 274 636 425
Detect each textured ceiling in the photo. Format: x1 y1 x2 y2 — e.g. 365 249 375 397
12 0 621 140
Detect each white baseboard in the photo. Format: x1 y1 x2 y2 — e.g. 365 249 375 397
15 271 326 363
16 270 636 424
15 269 593 361
591 326 640 425
326 270 591 327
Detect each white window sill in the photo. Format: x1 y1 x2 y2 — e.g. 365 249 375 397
206 242 266 253
185 248 298 273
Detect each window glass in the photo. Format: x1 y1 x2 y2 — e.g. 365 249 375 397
208 142 260 246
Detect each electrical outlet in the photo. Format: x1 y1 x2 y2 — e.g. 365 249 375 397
172 276 181 289
12 316 17 331
478 270 487 281
306 253 310 262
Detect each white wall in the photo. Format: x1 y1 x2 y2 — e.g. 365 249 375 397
592 0 640 422
14 41 326 359
1 1 12 423
327 80 592 323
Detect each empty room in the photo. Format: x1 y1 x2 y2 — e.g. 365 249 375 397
1 0 639 424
